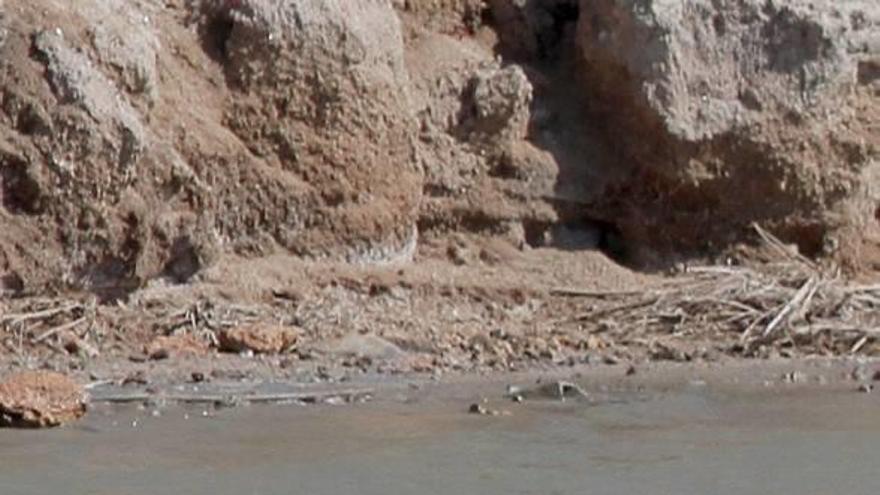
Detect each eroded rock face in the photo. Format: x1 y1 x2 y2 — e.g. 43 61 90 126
2 0 877 292
0 0 429 294
461 65 532 145
393 0 486 33
0 2 7 50
0 371 87 428
580 0 873 140
402 21 559 245
577 0 880 266
214 0 422 262
1 2 215 295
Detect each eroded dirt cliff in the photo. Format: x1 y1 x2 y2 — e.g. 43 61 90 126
0 1 879 386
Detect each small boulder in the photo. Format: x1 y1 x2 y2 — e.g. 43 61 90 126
315 333 406 361
218 324 298 354
505 381 588 401
462 65 533 144
0 371 87 428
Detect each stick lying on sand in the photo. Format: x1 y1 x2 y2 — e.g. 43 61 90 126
90 388 375 405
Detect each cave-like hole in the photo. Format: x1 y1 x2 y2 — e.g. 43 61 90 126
163 236 202 284
201 9 235 63
0 155 42 215
537 1 581 59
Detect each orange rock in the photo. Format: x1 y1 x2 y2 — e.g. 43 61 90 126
0 371 87 428
144 334 211 360
218 324 298 354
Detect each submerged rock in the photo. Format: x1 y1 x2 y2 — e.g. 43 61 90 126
0 371 87 428
506 380 589 401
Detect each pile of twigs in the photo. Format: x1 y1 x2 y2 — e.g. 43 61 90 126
559 225 880 356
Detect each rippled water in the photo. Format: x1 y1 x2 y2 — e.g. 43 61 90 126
1 384 878 495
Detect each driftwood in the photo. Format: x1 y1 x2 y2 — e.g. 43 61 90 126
90 388 375 405
0 304 83 326
559 225 880 356
34 317 86 343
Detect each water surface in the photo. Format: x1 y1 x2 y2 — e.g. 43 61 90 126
1 384 877 495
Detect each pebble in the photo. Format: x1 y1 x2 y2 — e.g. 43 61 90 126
602 355 620 365
468 402 508 416
324 397 346 406
850 366 870 382
781 371 806 384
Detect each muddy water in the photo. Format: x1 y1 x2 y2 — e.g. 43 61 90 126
1 384 878 495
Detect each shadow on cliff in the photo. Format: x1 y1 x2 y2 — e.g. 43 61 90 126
485 0 635 264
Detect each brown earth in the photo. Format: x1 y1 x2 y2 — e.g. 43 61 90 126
0 0 879 391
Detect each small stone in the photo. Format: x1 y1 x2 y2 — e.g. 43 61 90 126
62 334 100 358
0 371 87 428
858 383 874 394
190 372 206 383
625 365 637 376
782 371 806 384
121 370 149 387
150 348 170 361
128 353 148 363
850 366 870 382
468 402 505 416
